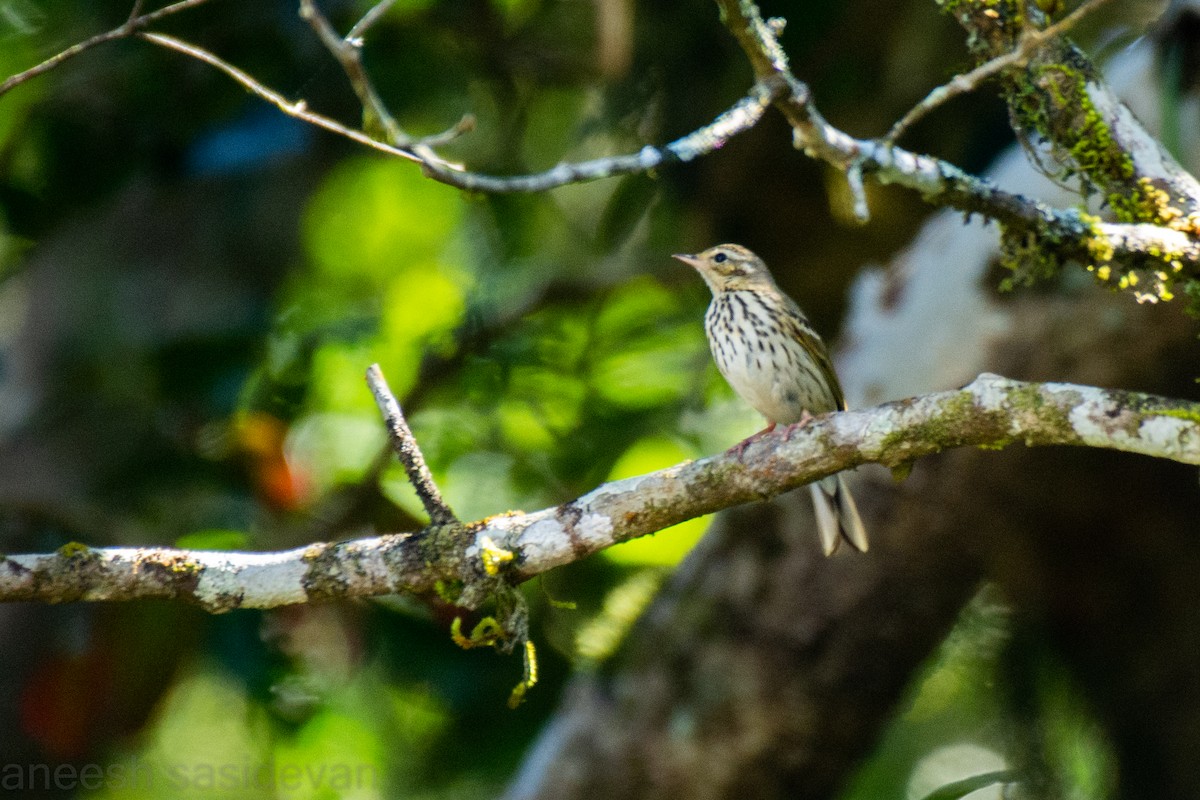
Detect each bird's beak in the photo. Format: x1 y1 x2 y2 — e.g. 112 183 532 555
672 253 702 269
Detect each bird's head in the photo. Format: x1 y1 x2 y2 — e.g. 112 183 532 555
672 244 777 294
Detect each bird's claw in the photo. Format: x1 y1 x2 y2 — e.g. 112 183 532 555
728 422 778 460
781 411 815 442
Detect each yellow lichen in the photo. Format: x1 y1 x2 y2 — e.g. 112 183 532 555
479 536 514 576
450 615 506 649
507 640 539 709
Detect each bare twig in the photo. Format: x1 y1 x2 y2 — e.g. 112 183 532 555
137 31 429 164
134 27 778 190
365 364 457 526
347 0 397 42
298 0 473 149
409 79 780 191
299 0 403 144
884 0 1118 144
0 0 212 98
1 375 1199 611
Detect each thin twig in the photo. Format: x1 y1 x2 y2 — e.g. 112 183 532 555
299 0 405 144
846 158 869 223
408 79 781 192
347 0 397 42
137 31 429 165
0 0 212 98
365 364 458 526
298 0 473 149
884 0 1118 144
135 26 776 190
126 0 148 23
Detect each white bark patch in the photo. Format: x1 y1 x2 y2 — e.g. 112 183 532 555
576 513 614 547
508 514 574 572
194 551 309 611
1132 415 1199 459
1087 82 1175 184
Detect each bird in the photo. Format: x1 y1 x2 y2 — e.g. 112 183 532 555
673 243 868 556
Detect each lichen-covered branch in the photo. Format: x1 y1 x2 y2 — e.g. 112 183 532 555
946 0 1200 215
886 0 1118 143
1 374 1198 611
717 0 1200 301
941 0 1200 299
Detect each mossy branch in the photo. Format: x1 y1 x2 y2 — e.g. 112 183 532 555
717 0 1200 307
1 374 1198 610
941 0 1200 302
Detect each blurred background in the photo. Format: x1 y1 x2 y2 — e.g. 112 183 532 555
0 0 1193 798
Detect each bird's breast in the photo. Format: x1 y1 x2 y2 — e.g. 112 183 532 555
704 292 838 423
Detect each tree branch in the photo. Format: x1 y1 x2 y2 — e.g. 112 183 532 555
0 0 213 98
135 25 779 192
715 0 1200 297
365 364 457 526
1 374 1197 611
885 0 1118 144
946 0 1200 221
12 0 1191 293
298 0 473 149
137 32 431 165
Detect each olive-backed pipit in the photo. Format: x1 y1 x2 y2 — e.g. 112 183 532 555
674 243 868 556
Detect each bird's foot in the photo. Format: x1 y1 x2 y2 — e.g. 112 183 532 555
730 422 777 460
781 411 815 442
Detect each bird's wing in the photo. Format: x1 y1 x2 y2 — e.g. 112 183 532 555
779 296 848 412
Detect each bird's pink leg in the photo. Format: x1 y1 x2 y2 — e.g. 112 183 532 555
781 410 815 442
731 421 777 459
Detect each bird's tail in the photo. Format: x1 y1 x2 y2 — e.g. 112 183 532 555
810 474 869 556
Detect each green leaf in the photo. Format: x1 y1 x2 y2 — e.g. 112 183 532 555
917 770 1018 800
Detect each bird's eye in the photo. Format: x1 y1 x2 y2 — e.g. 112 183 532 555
713 252 728 264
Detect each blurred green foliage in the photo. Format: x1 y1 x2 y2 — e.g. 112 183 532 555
846 589 1115 800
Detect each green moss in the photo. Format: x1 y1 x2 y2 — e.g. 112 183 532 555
1108 176 1193 229
879 392 983 457
999 227 1063 288
450 615 506 649
161 555 201 576
434 578 464 604
299 543 353 602
939 0 1025 52
56 541 93 559
1153 405 1200 424
416 522 471 571
1007 63 1135 193
1008 383 1073 436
